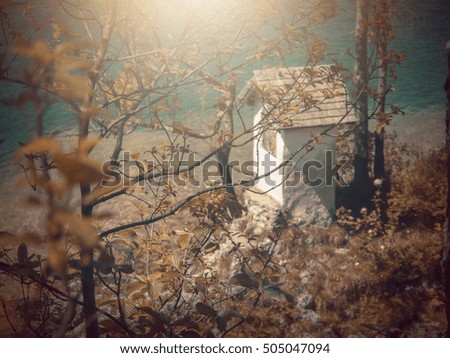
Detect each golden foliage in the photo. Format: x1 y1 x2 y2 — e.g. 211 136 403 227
388 148 446 227
12 40 55 66
188 189 244 224
52 212 98 248
14 137 61 161
54 153 108 185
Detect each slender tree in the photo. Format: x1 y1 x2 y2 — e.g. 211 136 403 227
373 0 389 180
216 82 236 197
77 1 119 338
353 0 370 191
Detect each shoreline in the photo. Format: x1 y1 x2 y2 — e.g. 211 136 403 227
0 107 446 235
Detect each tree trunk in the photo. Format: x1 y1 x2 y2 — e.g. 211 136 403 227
78 2 117 338
353 0 370 191
112 119 125 162
217 85 236 197
374 0 389 222
374 1 387 181
444 38 450 338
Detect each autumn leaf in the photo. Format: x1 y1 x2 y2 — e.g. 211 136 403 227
222 310 244 320
312 133 321 144
173 230 191 249
262 278 295 304
160 270 182 282
54 72 90 101
195 302 217 317
78 136 101 155
54 153 109 185
376 122 385 135
172 316 199 329
204 242 220 254
96 299 117 309
216 315 227 332
48 240 67 274
116 264 134 274
137 307 171 326
14 137 61 161
125 281 147 297
53 211 98 248
130 152 140 160
193 277 207 294
99 319 122 334
229 273 259 290
12 40 55 66
97 245 115 274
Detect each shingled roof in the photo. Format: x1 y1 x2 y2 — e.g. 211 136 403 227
249 65 357 128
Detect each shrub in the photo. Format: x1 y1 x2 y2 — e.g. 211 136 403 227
387 148 446 228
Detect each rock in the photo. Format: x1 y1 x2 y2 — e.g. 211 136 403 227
236 189 281 233
301 309 321 325
297 293 316 310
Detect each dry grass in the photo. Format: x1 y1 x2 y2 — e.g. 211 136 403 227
227 224 446 337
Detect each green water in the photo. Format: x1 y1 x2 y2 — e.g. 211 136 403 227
311 0 450 112
0 0 449 168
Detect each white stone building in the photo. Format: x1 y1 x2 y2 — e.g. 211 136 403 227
243 65 357 225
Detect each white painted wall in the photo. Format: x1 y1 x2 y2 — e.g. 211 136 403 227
281 127 337 223
253 108 339 225
253 109 284 205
